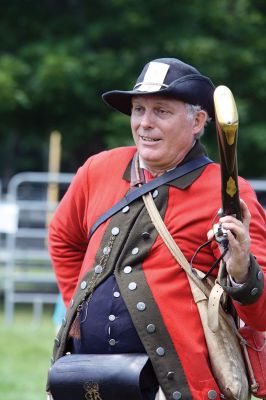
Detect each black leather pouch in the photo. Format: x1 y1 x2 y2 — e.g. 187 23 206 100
48 353 158 400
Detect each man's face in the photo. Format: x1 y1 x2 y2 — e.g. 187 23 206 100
131 95 206 173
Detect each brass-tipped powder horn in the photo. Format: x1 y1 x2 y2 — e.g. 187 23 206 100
214 85 242 222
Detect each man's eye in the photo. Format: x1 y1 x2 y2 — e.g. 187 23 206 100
133 106 143 114
158 108 168 115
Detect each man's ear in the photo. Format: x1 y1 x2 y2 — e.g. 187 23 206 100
192 110 208 135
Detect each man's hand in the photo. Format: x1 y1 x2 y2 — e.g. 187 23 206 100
208 199 251 283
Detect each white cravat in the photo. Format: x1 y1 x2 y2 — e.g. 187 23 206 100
155 386 167 400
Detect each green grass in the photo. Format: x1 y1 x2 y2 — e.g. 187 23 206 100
0 304 56 400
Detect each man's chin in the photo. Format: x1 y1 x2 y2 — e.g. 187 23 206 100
139 149 162 163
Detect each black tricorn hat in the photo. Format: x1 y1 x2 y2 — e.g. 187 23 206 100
102 58 215 119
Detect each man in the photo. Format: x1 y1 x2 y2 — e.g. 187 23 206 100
48 58 266 399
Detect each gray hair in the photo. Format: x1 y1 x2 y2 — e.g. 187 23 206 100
185 103 211 138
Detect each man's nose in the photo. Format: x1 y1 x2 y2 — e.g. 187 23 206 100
140 110 154 128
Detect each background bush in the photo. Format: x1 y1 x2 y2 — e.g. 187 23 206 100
0 0 265 189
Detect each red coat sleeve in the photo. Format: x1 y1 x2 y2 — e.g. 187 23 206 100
234 180 266 330
48 159 91 306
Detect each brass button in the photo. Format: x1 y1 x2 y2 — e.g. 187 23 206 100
207 390 217 399
123 266 132 274
251 287 258 296
142 232 151 240
172 391 182 399
156 347 165 356
257 270 263 280
95 265 103 274
132 247 139 255
80 281 87 290
111 227 120 236
167 371 174 380
137 302 146 311
152 189 159 198
128 282 137 290
147 324 156 333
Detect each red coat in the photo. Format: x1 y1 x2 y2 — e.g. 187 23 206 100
49 146 266 399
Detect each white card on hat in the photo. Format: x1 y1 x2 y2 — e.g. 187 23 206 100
138 62 169 92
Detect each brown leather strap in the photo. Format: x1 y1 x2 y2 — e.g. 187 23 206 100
142 192 231 332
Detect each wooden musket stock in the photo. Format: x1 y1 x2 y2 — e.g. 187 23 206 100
214 85 242 222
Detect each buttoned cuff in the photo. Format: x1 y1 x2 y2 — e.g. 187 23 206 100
220 254 264 305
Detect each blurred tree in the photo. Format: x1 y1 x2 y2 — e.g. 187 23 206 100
0 0 265 189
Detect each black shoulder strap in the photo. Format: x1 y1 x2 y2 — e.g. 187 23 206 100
88 156 213 240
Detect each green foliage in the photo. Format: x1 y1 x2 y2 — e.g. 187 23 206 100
0 0 265 188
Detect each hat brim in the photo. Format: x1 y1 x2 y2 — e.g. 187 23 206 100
102 75 215 119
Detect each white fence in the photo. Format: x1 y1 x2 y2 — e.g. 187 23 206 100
0 172 73 324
